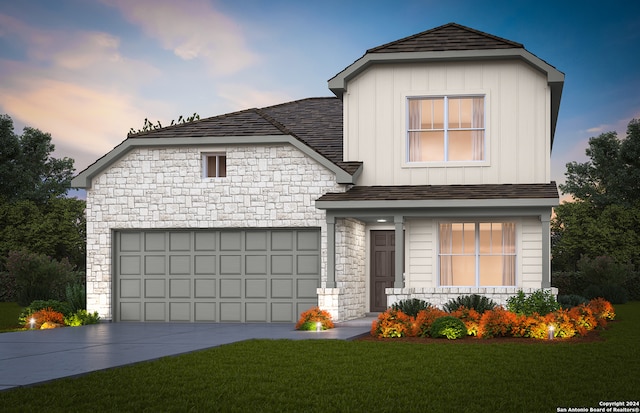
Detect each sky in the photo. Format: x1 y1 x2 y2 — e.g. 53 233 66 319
1 0 639 199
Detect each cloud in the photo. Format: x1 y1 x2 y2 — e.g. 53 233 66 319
101 0 259 75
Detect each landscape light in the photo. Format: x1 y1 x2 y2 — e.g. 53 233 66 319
316 321 322 332
548 324 555 340
30 318 36 329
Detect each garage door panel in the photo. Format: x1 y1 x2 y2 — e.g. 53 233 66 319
220 302 242 322
195 302 216 321
246 279 267 298
145 279 165 298
169 255 191 275
220 279 242 298
120 256 141 275
169 279 190 298
120 279 141 298
194 255 216 274
144 302 165 321
169 302 190 321
220 255 241 274
194 278 216 298
297 279 319 299
145 233 165 251
115 229 319 322
145 256 165 275
246 303 268 322
271 279 293 298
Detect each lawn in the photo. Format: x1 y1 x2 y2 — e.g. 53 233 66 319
1 303 639 412
0 302 23 332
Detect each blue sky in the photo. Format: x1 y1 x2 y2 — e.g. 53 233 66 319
1 0 638 195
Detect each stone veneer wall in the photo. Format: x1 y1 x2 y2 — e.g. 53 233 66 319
386 287 559 310
85 144 345 320
335 218 366 321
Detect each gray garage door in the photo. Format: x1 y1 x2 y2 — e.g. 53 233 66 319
113 229 320 322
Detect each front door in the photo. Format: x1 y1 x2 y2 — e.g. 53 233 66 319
370 230 395 312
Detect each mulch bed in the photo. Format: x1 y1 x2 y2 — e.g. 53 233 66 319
356 323 612 344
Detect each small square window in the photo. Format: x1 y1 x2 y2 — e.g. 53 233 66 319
203 153 226 178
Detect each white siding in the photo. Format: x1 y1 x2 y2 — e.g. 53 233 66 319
343 60 551 186
520 217 544 288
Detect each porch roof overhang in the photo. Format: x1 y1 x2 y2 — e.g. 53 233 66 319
316 183 559 220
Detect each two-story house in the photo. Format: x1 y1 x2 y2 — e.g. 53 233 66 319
72 23 563 323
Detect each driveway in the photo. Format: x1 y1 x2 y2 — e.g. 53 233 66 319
0 319 372 391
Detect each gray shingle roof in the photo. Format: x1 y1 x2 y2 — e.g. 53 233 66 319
367 22 523 53
317 183 559 202
128 97 362 175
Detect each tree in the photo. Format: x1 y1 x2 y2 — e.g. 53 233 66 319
553 119 640 271
0 114 75 204
560 118 640 208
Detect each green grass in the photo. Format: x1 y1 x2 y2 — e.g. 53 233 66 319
1 303 639 412
0 302 23 332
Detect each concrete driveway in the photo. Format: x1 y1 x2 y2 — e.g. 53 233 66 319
0 319 372 391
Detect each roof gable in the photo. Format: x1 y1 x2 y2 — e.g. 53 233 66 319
367 22 523 53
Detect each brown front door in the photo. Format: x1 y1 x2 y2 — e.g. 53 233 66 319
370 230 395 312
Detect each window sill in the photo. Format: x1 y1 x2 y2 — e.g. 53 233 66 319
403 160 490 168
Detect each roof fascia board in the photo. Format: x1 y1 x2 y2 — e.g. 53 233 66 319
329 49 564 96
316 197 559 210
325 205 553 219
72 135 356 189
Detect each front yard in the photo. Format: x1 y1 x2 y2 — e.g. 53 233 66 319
1 302 638 412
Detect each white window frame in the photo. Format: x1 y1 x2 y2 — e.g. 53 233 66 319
405 94 488 166
438 221 517 287
202 152 227 178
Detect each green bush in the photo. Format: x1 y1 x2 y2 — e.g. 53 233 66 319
583 284 628 304
443 294 496 314
64 310 100 326
18 299 72 325
6 250 79 306
391 298 431 317
65 282 86 313
624 273 640 301
551 271 588 296
0 271 17 302
506 290 560 316
557 294 589 309
430 316 467 339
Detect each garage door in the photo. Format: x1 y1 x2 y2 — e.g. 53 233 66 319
113 229 320 322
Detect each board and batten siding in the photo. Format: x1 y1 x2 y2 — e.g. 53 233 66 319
85 144 345 320
404 217 542 289
343 60 551 186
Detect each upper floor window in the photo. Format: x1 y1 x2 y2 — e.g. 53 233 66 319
203 153 226 178
407 96 485 162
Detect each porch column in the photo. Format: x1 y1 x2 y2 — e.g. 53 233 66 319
326 215 336 288
540 211 551 288
394 215 404 288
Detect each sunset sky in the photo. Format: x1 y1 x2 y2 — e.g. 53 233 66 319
1 0 638 197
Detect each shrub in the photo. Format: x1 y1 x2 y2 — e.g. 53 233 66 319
551 271 588 296
449 307 482 336
64 310 100 326
511 314 541 338
391 298 431 317
0 271 17 302
544 309 577 339
25 307 64 329
506 289 560 316
557 294 589 309
65 282 86 313
577 255 632 288
18 299 72 325
443 294 496 314
430 316 467 339
6 250 79 306
295 306 334 330
478 307 517 338
568 304 597 336
412 307 447 337
583 284 628 304
371 309 413 338
586 298 616 327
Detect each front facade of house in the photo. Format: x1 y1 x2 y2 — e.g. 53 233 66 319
73 23 563 323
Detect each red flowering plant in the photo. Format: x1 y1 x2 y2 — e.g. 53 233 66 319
295 306 334 331
478 306 517 338
412 307 447 337
371 308 413 338
587 298 616 327
25 307 65 329
449 307 482 336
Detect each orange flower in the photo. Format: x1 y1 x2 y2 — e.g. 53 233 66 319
371 309 414 338
295 306 334 330
478 307 516 338
25 308 65 329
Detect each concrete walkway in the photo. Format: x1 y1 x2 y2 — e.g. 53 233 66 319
0 318 374 391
